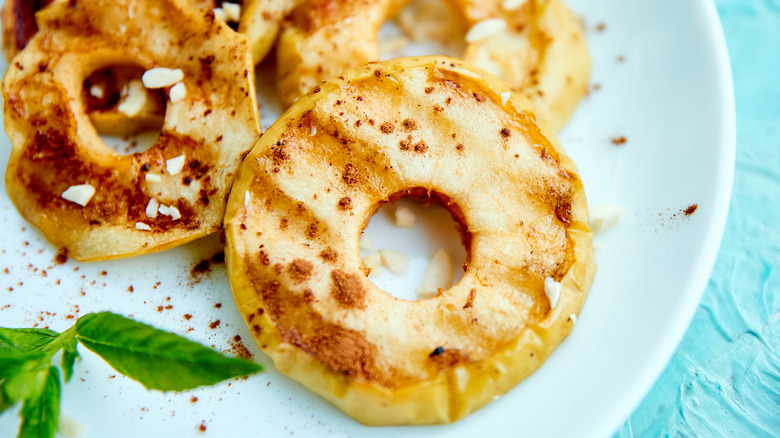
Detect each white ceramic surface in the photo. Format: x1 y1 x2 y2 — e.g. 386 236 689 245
0 0 734 437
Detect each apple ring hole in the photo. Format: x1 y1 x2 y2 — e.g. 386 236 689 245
379 0 466 60
361 189 470 301
82 65 167 155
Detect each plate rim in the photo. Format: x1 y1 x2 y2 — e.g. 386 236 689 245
594 0 736 435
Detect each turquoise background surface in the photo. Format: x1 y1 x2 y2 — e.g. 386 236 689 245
617 0 780 436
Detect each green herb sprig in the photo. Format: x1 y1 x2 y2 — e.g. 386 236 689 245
0 312 262 438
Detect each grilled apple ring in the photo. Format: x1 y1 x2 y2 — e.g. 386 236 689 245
225 56 595 425
275 0 588 130
2 0 260 261
457 0 590 131
2 0 283 136
275 0 411 107
3 0 195 137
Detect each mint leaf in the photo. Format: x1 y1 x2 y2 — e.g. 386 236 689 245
3 358 50 403
0 328 59 353
0 351 45 381
0 329 59 380
60 337 78 383
76 312 262 391
18 366 60 438
2 311 262 438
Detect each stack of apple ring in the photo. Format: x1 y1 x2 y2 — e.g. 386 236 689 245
0 0 594 426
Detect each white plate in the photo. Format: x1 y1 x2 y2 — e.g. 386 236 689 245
0 0 734 437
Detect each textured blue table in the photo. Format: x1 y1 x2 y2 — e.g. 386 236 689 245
616 1 780 436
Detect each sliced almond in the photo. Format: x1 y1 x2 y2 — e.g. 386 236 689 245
359 234 373 251
501 91 511 106
465 19 507 43
146 198 159 218
222 2 241 22
89 85 104 99
117 79 147 117
379 249 408 274
213 7 227 23
393 205 416 228
544 277 562 309
166 154 186 176
142 67 184 89
368 265 389 279
416 249 454 297
589 203 626 233
158 204 181 220
169 82 187 103
61 184 95 207
362 252 383 270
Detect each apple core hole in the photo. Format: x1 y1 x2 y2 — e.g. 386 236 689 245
378 0 466 60
360 191 470 301
83 65 167 155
